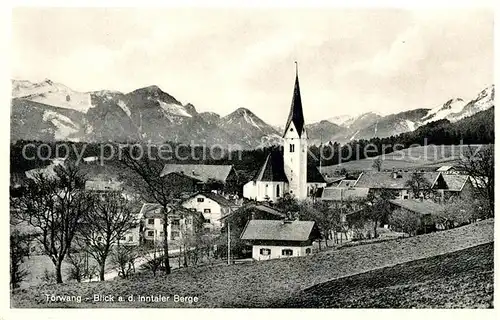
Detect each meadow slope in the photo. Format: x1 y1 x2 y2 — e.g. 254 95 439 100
11 219 493 308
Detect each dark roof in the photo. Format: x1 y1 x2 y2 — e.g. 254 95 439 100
220 203 285 221
252 151 326 183
184 192 237 208
337 180 357 188
307 165 327 183
390 199 446 215
252 151 288 182
139 203 195 219
160 164 234 183
283 73 305 137
354 171 441 189
321 187 369 201
240 219 316 241
441 174 470 192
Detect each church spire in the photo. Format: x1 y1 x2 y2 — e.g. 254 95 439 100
283 62 305 138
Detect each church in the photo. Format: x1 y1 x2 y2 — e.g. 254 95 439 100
243 65 327 202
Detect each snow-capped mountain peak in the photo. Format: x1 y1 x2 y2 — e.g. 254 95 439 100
12 79 93 113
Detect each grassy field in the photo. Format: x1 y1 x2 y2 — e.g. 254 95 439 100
11 219 493 308
320 144 484 173
277 243 493 308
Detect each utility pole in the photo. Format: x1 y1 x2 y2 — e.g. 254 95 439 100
227 221 231 265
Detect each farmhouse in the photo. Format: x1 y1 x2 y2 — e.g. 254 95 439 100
354 171 447 199
439 174 474 200
160 164 238 193
389 198 447 233
240 219 320 261
321 186 369 202
181 192 241 231
243 66 326 202
139 203 201 244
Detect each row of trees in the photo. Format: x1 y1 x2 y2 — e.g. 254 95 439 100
10 163 139 288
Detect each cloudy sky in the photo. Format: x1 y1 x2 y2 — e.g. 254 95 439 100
11 7 493 126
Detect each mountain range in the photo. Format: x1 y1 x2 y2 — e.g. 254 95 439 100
10 79 494 148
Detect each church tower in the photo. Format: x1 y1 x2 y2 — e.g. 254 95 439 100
283 63 308 200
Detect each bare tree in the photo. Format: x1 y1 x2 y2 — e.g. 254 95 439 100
140 242 163 277
11 163 92 283
119 145 192 275
111 244 138 279
78 191 138 281
405 172 433 199
362 189 395 238
372 157 383 172
459 144 494 216
10 229 37 289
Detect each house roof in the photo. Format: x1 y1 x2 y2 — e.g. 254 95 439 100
252 150 326 183
337 180 357 188
139 203 195 219
160 164 234 183
85 179 123 191
183 192 236 208
389 199 446 216
252 151 288 182
240 219 316 242
354 171 441 190
283 71 305 138
441 175 470 192
321 187 369 201
220 203 285 221
307 165 327 183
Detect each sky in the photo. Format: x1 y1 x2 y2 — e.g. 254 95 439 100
11 7 494 126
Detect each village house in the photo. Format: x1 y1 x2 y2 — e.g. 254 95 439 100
439 174 475 201
240 219 321 261
181 191 241 231
220 203 286 227
243 66 326 202
160 164 239 194
389 198 447 234
353 170 447 200
139 203 201 244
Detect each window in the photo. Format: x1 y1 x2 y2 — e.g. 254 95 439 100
147 231 154 237
171 219 180 226
305 248 311 255
128 236 133 242
147 218 154 225
97 236 102 242
159 231 164 237
197 197 204 202
260 248 271 256
276 184 280 198
204 218 211 223
403 194 409 200
289 144 295 152
171 231 180 239
120 236 126 241
282 249 293 256
204 208 211 213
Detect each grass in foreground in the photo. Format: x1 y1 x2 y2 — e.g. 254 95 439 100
275 242 493 308
11 219 493 308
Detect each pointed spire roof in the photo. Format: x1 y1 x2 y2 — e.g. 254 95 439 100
283 62 305 138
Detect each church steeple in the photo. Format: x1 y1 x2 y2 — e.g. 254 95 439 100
283 61 305 138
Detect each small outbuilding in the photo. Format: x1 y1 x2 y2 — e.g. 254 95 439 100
240 219 320 261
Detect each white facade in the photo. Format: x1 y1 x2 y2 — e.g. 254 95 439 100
121 225 141 246
243 181 288 202
182 194 231 230
143 215 193 242
252 244 313 261
283 122 308 200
